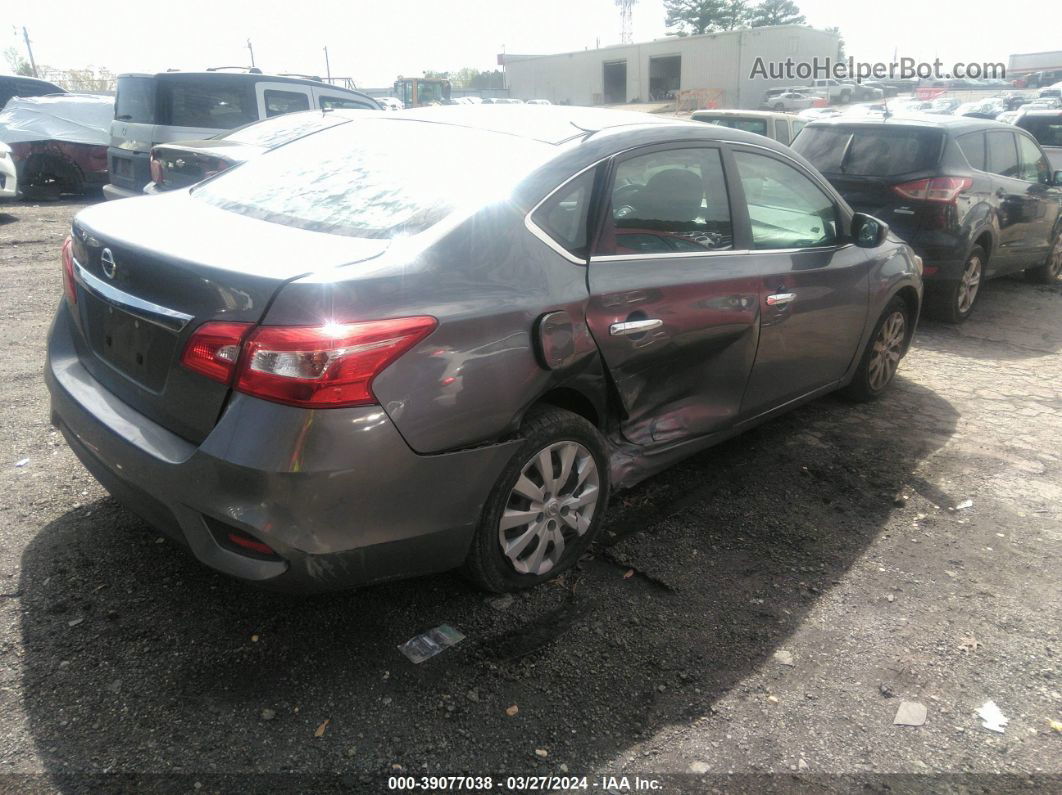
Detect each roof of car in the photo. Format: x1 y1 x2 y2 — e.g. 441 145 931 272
116 71 373 95
690 109 793 120
1019 109 1062 117
802 113 1010 133
389 105 695 145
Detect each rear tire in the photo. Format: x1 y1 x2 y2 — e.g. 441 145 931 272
1024 228 1062 284
925 245 985 323
463 406 610 593
842 296 909 402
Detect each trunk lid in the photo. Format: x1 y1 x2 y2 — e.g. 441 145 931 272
69 192 390 442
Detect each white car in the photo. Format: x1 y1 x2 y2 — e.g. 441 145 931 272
526 99 552 105
377 97 405 111
0 142 16 201
768 91 817 112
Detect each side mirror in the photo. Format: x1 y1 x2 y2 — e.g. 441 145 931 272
852 212 889 248
1054 170 1062 186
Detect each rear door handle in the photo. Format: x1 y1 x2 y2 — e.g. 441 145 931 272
610 318 663 336
766 292 796 306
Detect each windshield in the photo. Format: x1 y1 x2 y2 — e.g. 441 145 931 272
220 111 351 148
1019 116 1062 147
194 118 551 238
793 126 943 176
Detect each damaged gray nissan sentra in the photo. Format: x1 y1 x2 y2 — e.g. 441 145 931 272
46 105 922 593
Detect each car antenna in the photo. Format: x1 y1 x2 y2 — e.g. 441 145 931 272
882 92 892 120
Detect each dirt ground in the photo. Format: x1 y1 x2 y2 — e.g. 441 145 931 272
1 199 1060 792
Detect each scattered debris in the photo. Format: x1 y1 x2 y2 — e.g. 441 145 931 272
505 705 519 717
67 617 83 628
773 650 795 666
958 635 980 653
879 683 895 699
767 695 779 704
688 761 710 774
534 748 548 758
251 634 259 643
886 594 895 603
953 499 973 511
623 569 635 579
14 458 29 468
398 624 465 664
976 700 1007 733
314 719 330 738
893 701 927 726
486 594 514 612
798 758 809 771
1048 719 1062 733
893 491 909 506
260 708 276 721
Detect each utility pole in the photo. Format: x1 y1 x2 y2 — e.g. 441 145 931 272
22 26 39 78
323 46 331 82
246 39 255 68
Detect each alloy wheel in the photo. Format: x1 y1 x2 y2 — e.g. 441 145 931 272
957 255 982 314
867 311 906 392
498 441 600 576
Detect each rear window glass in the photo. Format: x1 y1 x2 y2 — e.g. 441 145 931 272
793 126 942 176
221 112 349 148
1018 116 1062 148
116 76 156 123
694 116 768 137
194 119 550 238
957 132 986 170
987 131 1020 178
161 77 257 129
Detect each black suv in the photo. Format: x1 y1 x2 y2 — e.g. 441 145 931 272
793 116 1062 322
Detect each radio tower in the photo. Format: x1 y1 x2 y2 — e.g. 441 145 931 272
616 0 635 44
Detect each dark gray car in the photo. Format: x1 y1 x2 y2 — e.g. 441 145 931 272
46 106 922 593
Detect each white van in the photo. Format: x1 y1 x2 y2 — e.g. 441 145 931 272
104 70 380 199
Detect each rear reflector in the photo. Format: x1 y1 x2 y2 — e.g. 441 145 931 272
179 321 253 383
235 317 437 408
226 531 278 557
61 236 77 305
891 177 972 203
149 151 163 185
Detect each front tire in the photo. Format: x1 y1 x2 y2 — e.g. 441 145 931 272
843 296 909 402
464 406 610 593
925 245 985 323
1025 228 1062 284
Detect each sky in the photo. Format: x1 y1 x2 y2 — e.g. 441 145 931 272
7 0 1059 88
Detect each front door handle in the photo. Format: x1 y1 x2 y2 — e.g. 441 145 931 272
610 318 663 336
766 292 796 306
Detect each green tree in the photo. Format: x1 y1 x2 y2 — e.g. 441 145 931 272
717 0 751 30
664 0 726 35
4 46 34 76
749 0 806 27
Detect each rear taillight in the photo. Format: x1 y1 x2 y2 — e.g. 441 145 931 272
149 151 163 185
179 322 253 383
234 317 437 408
61 236 77 305
891 177 972 203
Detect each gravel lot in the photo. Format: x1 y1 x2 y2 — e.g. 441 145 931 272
1 200 1060 791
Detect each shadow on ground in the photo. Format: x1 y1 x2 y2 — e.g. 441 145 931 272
18 377 958 788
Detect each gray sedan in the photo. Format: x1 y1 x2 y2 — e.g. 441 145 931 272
46 106 922 593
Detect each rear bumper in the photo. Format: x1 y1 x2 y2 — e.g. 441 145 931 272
45 301 519 592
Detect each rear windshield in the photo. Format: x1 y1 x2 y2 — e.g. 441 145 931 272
1018 116 1062 148
793 126 943 176
116 76 156 123
194 118 551 238
694 116 768 136
117 75 259 129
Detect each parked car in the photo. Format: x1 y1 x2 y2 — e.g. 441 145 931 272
0 142 16 201
1025 98 1062 110
104 70 380 200
1016 110 1062 170
376 97 405 111
925 97 961 115
955 99 1007 119
793 115 1062 323
0 73 65 110
797 107 841 121
0 94 112 199
146 110 360 193
526 99 552 105
46 105 921 593
861 81 898 98
806 78 855 104
767 91 818 112
689 109 805 146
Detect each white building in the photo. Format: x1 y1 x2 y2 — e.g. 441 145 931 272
502 25 839 110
